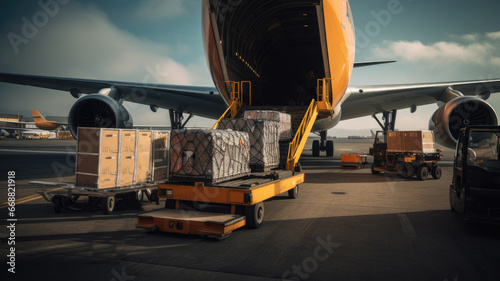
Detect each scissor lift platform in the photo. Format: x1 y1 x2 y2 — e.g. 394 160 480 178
137 170 304 238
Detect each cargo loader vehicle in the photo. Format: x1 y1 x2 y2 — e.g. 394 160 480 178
370 130 443 180
136 80 332 238
450 126 500 223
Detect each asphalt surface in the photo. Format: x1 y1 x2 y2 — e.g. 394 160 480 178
1 138 499 281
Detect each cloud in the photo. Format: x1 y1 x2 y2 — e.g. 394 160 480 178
487 31 500 40
373 38 499 67
0 1 212 85
135 0 196 21
0 1 213 124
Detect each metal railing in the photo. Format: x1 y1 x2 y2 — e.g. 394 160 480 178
287 99 319 170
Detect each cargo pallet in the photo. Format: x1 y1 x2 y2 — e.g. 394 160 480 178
137 169 304 238
32 181 160 214
370 131 443 180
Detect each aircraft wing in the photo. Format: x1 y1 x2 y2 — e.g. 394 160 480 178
341 79 500 120
0 72 226 120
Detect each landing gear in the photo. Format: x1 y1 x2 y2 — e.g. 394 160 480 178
169 109 193 130
312 131 334 157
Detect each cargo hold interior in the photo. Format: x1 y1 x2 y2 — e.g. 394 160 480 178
213 0 326 106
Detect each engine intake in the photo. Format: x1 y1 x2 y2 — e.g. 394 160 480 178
429 96 498 148
68 94 133 139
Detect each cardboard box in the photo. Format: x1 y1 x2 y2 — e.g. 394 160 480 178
217 119 280 171
387 131 437 153
170 129 250 183
76 128 170 188
151 130 170 182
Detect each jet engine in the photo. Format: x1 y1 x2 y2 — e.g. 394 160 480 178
429 96 498 148
68 94 133 139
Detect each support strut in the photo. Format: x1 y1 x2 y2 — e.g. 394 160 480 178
169 109 193 130
372 109 397 133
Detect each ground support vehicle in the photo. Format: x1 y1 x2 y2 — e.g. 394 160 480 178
370 131 443 180
341 154 368 169
32 181 160 214
137 170 304 238
450 126 500 223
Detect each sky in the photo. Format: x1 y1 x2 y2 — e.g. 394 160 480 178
0 0 499 137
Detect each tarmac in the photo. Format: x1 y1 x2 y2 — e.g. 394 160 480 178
0 137 499 281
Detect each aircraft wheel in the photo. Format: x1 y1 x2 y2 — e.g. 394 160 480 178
288 185 299 199
416 166 429 181
326 140 334 157
312 140 320 156
432 165 442 179
246 202 264 229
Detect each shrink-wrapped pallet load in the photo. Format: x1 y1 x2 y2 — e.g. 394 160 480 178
170 129 251 183
243 110 292 140
217 119 280 171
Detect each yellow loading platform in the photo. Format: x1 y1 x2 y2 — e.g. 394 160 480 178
138 79 333 238
137 171 304 238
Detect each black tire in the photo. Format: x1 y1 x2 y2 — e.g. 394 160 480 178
288 185 299 199
432 165 442 179
312 140 320 157
371 163 381 175
136 190 144 202
326 140 334 157
102 196 115 215
416 166 429 181
398 162 414 178
165 199 176 209
294 163 302 173
246 202 264 229
449 186 457 213
54 196 62 213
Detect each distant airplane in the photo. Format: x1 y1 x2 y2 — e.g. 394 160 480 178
0 110 67 136
30 110 67 131
0 0 499 156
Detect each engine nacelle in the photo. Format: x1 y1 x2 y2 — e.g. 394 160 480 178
429 96 498 148
68 94 133 139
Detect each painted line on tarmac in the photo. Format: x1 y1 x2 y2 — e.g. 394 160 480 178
398 214 417 239
1 188 62 209
0 149 74 154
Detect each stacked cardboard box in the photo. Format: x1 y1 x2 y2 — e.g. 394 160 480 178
217 119 280 171
170 129 251 183
76 128 169 189
151 131 170 182
243 110 292 140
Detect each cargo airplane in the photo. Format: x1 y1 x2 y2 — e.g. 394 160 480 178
0 110 67 132
0 0 499 155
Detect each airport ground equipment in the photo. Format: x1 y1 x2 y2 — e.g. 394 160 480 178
341 154 368 169
449 126 500 223
137 169 304 238
137 81 309 238
370 130 443 180
32 181 160 214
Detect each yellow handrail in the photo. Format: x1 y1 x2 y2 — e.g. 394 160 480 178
316 78 332 103
212 100 238 129
286 100 319 170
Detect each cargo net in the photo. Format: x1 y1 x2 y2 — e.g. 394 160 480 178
217 119 280 172
170 129 251 183
244 110 292 141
